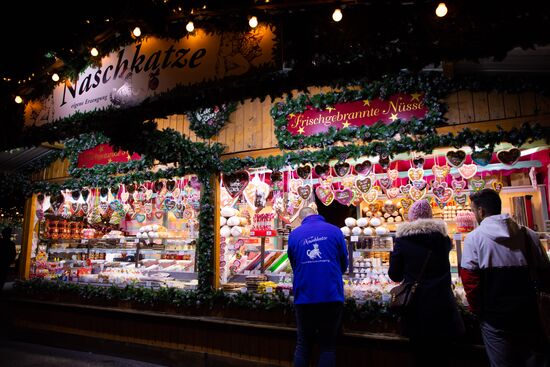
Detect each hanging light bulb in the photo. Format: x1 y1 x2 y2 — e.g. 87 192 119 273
186 21 195 32
435 3 448 17
14 96 23 104
52 73 60 82
132 27 142 37
249 16 258 28
90 48 99 57
332 8 343 22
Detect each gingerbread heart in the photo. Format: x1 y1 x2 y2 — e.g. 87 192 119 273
334 162 351 177
334 188 355 206
432 164 451 180
492 181 503 193
451 178 467 194
458 164 478 180
270 171 283 183
379 177 393 190
379 155 390 170
297 185 312 200
412 180 427 191
387 169 399 181
314 164 331 179
289 179 304 193
400 198 413 212
454 194 467 206
135 213 146 222
222 170 250 198
469 178 486 192
409 186 426 201
383 202 396 214
155 211 164 219
121 192 130 203
400 184 412 196
413 157 425 168
497 148 521 166
354 160 372 175
368 203 381 213
355 177 372 194
386 187 400 199
471 149 492 166
446 150 467 167
297 165 312 179
163 198 176 211
315 185 334 206
408 168 424 181
362 189 378 203
433 186 453 203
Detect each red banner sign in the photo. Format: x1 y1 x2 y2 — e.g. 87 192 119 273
77 144 142 168
286 93 428 136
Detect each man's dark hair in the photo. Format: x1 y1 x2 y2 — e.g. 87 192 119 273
469 189 502 215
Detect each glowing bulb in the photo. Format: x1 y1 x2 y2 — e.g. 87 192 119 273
14 96 23 104
90 48 99 57
435 3 448 17
249 16 258 28
52 73 60 82
132 27 142 37
186 21 194 32
332 8 343 22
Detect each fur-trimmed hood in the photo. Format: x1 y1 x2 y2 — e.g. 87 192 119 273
396 218 448 238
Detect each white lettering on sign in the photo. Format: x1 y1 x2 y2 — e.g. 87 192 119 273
24 26 276 126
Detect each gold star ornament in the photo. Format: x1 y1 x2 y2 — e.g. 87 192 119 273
342 120 350 128
389 113 399 122
362 99 370 106
297 127 305 134
410 93 422 102
326 106 336 112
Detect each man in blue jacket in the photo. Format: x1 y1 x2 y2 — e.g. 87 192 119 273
287 206 349 367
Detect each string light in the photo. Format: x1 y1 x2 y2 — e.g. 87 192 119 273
249 16 258 28
90 48 99 57
14 96 23 104
435 3 448 17
332 8 343 22
132 27 142 37
52 73 60 82
186 21 195 32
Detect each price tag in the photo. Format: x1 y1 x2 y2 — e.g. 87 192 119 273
351 236 359 242
265 287 273 293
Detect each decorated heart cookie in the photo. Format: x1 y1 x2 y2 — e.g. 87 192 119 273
355 176 372 194
379 177 393 190
400 198 413 212
314 164 331 180
297 185 312 200
469 178 486 192
334 162 351 177
458 164 477 180
334 188 355 206
451 178 467 194
387 169 399 181
386 187 400 199
296 165 312 179
362 189 378 203
289 179 304 193
446 150 466 167
409 186 426 201
432 164 451 180
408 168 424 181
315 185 334 206
412 156 425 168
400 184 412 196
497 148 521 166
454 194 468 205
412 180 427 191
471 148 492 166
222 170 250 198
491 181 503 193
433 186 453 203
379 155 390 170
354 160 372 175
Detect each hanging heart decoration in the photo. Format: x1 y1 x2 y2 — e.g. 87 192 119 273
496 148 521 166
400 184 412 196
352 189 363 207
451 178 467 194
296 165 312 180
355 177 372 193
334 188 355 206
334 162 351 177
409 186 427 201
155 211 164 219
222 170 250 198
469 178 486 192
341 175 355 188
270 170 283 183
386 187 400 199
362 189 378 203
412 156 425 168
314 164 331 180
379 155 390 170
458 164 478 180
492 181 503 193
145 189 153 201
135 213 146 222
432 164 451 180
400 198 413 212
408 168 424 181
163 198 176 212
315 185 335 206
289 179 304 193
433 186 454 203
354 160 372 175
368 203 381 213
446 150 467 167
471 149 493 166
454 194 468 206
412 180 427 191
297 185 312 200
387 169 399 181
121 192 129 203
379 177 393 191
383 202 396 214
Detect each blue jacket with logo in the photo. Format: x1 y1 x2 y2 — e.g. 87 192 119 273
287 215 349 304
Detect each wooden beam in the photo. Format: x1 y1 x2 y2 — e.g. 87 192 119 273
19 195 37 280
437 114 550 135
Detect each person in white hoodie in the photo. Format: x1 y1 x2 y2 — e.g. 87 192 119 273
460 189 550 367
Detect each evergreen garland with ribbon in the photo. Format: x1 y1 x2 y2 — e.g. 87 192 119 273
186 102 238 140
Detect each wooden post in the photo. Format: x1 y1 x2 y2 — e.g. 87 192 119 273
212 173 221 289
19 195 37 280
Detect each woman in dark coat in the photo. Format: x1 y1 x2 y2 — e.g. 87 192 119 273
389 199 464 367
